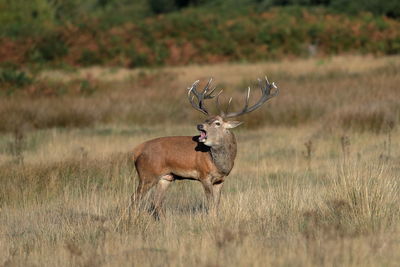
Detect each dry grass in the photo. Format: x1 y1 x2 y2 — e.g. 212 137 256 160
39 55 400 84
0 125 399 266
2 55 400 133
1 56 400 266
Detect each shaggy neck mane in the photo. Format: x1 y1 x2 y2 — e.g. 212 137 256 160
210 131 237 176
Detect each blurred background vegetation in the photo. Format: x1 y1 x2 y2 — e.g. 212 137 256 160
0 0 399 69
0 0 399 134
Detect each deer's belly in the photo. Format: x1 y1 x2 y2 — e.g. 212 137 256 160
171 169 200 180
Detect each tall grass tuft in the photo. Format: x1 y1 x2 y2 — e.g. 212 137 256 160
331 163 399 234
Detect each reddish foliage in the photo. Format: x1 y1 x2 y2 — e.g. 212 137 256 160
1 9 399 68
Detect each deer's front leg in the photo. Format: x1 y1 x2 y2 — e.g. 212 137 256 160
212 181 224 209
201 179 213 209
201 178 223 214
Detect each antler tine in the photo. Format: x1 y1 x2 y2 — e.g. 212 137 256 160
262 76 277 98
188 80 207 115
244 86 250 110
254 76 278 107
223 76 279 118
226 97 233 114
207 85 217 98
216 90 225 117
202 78 216 99
187 78 219 115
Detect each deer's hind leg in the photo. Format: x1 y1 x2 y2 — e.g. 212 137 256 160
128 175 157 220
132 179 156 204
130 156 159 207
131 153 173 218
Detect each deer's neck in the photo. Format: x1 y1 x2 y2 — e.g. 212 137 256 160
210 132 237 176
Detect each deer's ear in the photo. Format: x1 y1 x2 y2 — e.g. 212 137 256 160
224 121 243 129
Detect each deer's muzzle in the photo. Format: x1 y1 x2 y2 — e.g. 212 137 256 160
197 125 207 142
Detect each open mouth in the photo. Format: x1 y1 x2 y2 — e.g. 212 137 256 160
199 130 207 142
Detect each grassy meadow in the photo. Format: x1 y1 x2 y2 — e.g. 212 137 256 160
1 55 400 266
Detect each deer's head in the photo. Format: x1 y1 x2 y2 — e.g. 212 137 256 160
188 77 279 147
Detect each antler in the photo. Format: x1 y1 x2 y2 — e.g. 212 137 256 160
218 76 279 118
187 78 218 115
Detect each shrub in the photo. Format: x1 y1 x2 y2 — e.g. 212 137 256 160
0 66 34 94
1 3 400 68
148 0 178 14
0 0 55 37
126 48 150 68
30 33 69 62
78 49 103 66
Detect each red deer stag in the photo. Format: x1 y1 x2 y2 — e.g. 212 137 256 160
131 77 278 217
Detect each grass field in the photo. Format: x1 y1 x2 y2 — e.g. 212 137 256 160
1 56 400 266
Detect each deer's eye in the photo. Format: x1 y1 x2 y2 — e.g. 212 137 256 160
215 121 221 126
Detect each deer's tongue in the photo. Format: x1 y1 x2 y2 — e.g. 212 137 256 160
199 131 207 141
